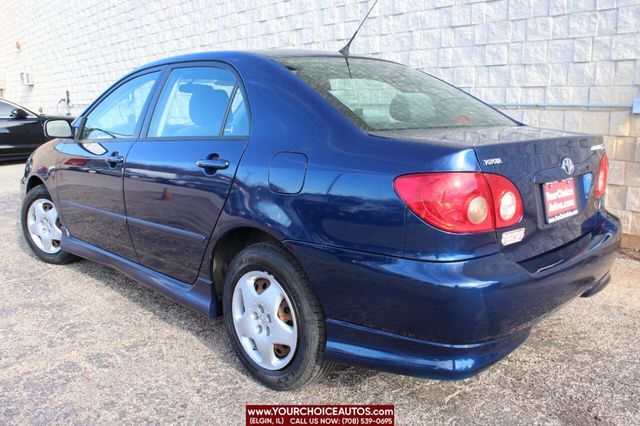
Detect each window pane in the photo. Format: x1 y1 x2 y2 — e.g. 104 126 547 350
82 72 159 140
0 101 14 117
223 89 249 136
148 67 236 138
277 57 515 131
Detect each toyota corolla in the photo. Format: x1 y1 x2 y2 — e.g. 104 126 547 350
20 51 620 390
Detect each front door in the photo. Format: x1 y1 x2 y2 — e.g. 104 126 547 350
56 70 162 260
0 101 43 159
123 64 250 283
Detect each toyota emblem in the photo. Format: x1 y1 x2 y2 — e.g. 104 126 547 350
561 158 575 175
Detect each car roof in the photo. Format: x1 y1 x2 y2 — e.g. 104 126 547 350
251 49 376 60
131 49 388 73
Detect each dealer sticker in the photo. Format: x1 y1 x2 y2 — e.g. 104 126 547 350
501 228 525 246
543 178 578 223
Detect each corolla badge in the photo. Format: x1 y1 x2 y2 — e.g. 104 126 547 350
560 157 575 175
483 158 502 166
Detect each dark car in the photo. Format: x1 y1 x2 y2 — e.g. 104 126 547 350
20 51 619 390
0 98 74 162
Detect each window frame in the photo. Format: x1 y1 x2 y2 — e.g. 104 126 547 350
139 60 252 142
74 67 165 142
0 99 38 119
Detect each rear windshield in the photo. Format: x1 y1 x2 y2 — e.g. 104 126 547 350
276 57 515 131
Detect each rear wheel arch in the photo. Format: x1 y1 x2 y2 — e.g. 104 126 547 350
222 241 331 390
211 226 288 305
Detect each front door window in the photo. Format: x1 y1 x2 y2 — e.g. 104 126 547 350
81 72 159 140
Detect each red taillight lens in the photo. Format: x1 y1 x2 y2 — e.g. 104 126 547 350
594 153 608 198
393 173 494 233
394 172 523 233
485 174 524 229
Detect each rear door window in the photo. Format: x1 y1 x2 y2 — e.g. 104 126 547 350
148 67 237 138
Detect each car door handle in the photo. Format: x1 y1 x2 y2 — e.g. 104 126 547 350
105 153 124 165
196 158 229 170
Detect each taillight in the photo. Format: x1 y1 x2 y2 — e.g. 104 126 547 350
485 174 524 229
594 153 608 198
394 172 523 234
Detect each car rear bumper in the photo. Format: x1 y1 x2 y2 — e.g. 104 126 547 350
287 211 620 379
324 319 532 379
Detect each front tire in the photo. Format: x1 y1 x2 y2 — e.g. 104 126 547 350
21 185 78 264
223 242 330 390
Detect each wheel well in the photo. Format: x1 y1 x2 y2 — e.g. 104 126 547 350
26 176 44 193
212 227 281 302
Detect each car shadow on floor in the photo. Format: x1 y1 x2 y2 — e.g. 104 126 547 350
14 226 381 389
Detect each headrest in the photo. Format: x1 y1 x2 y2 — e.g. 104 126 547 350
183 84 230 127
389 93 436 123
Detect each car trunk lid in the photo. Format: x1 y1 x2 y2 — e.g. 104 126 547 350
371 126 606 262
471 127 604 262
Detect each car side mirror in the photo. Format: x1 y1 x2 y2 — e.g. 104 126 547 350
44 119 73 138
10 108 28 119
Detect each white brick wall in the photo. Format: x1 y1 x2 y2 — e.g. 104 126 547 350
1 0 640 235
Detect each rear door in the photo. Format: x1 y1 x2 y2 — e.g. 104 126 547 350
123 63 250 283
56 69 162 260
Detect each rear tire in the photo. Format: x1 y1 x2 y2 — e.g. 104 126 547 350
21 185 78 265
223 242 331 390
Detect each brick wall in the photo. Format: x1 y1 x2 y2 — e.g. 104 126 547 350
1 0 639 235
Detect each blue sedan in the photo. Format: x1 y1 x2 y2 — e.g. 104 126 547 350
20 50 619 390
